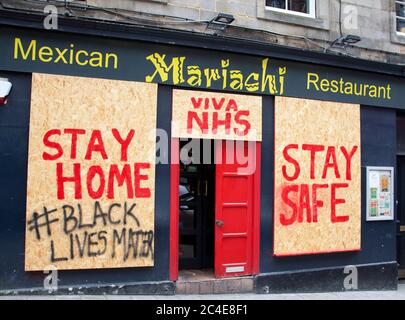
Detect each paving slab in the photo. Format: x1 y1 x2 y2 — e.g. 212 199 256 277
2 282 405 300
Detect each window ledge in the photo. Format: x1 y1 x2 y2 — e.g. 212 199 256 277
265 6 315 19
392 31 405 45
257 1 329 30
138 0 168 3
391 12 405 45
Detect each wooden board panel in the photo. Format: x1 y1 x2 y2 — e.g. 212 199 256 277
274 96 361 256
172 90 262 141
25 73 157 270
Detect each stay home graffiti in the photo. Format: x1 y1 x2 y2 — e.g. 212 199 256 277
25 74 157 271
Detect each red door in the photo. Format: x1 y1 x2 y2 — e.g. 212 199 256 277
214 140 260 278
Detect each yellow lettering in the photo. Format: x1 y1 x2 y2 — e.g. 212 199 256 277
145 53 185 84
307 73 319 90
387 84 392 99
204 69 221 88
54 48 68 64
187 66 202 86
278 67 287 95
245 73 259 92
14 38 36 61
261 58 277 94
320 79 330 92
38 46 53 63
377 86 386 99
345 82 354 95
368 85 377 98
105 53 118 69
75 50 88 66
230 70 243 90
89 52 103 68
330 80 339 93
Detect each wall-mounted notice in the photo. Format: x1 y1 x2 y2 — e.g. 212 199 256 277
25 73 157 271
366 167 394 221
274 97 361 256
172 89 262 141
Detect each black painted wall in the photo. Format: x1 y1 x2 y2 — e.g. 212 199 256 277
260 97 397 273
0 71 398 291
0 72 173 291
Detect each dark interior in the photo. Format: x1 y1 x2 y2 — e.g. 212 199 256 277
397 113 405 278
179 139 215 270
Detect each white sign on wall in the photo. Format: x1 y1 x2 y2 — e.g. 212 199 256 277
366 166 394 221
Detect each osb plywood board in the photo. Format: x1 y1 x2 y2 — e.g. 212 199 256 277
25 73 157 271
172 89 262 141
274 96 361 256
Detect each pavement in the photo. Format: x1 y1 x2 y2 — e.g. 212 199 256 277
1 282 405 300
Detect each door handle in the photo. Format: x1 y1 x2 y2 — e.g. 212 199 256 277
216 220 224 227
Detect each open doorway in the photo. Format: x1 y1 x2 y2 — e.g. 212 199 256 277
170 138 261 281
178 139 215 273
397 114 405 278
398 155 405 278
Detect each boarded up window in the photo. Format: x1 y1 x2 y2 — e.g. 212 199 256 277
274 97 361 256
25 74 157 271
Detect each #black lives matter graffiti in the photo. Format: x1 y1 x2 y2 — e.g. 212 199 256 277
25 73 157 270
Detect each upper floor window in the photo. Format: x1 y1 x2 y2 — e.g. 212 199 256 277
265 0 315 18
397 1 405 33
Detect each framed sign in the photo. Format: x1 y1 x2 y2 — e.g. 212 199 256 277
366 167 394 221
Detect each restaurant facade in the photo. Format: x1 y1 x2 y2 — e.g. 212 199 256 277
0 10 403 295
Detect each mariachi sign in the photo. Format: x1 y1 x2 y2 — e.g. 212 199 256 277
0 26 404 109
274 97 361 256
25 73 157 271
172 89 262 141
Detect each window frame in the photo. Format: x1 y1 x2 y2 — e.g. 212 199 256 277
265 0 316 19
396 0 405 35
